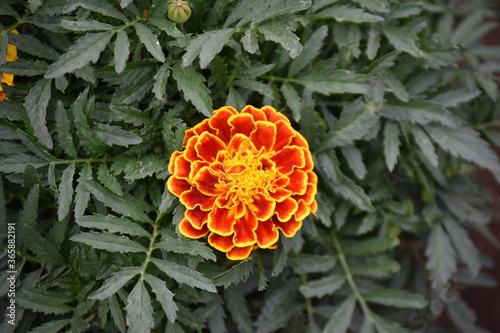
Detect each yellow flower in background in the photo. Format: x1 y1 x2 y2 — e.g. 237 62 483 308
1 29 19 101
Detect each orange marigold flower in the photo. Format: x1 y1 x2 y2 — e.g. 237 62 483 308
1 29 19 101
167 105 318 260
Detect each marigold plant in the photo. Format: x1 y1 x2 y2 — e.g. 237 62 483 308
1 1 499 332
167 105 317 259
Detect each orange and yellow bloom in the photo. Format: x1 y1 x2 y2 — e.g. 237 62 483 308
1 29 19 101
167 105 318 260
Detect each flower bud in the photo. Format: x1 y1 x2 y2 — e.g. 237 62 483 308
168 1 191 23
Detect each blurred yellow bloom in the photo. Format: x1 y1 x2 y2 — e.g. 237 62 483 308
1 29 19 101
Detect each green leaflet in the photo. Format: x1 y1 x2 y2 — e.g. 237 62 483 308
182 28 235 69
299 274 346 298
295 69 371 95
151 258 216 292
81 179 153 223
61 19 114 31
363 289 428 309
0 59 48 76
425 123 500 171
322 296 356 333
17 288 73 315
172 62 213 118
89 267 141 300
154 237 216 261
76 214 151 237
318 99 379 152
63 0 128 22
212 259 254 287
24 78 53 149
425 223 457 288
382 25 423 57
45 31 115 78
57 163 75 221
344 236 399 256
126 280 155 333
114 30 130 73
135 23 165 63
288 25 328 77
92 123 142 147
224 286 253 333
383 121 401 172
144 274 178 323
380 98 458 126
257 21 302 59
70 232 148 253
314 5 384 23
23 224 65 265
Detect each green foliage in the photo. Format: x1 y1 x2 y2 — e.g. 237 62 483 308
1 0 499 332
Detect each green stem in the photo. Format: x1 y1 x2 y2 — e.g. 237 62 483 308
331 229 372 318
139 213 161 281
332 229 400 332
300 275 317 333
470 119 500 131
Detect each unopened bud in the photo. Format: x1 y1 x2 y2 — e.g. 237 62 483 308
168 1 191 23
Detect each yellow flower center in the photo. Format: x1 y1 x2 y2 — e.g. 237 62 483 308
218 142 275 205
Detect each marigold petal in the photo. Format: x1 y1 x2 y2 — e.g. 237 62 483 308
233 210 258 247
248 192 276 220
249 121 277 152
208 206 236 235
229 113 255 137
180 187 215 210
189 160 209 180
272 146 305 175
255 219 279 248
185 207 209 229
274 120 295 151
195 132 226 163
291 133 309 148
193 118 215 136
183 128 196 147
273 217 302 237
168 151 182 174
179 218 209 239
275 197 299 221
309 200 318 214
172 154 191 179
167 176 191 197
294 183 317 205
184 136 200 162
227 133 251 152
193 166 222 196
227 245 254 260
261 106 291 124
0 90 5 101
294 200 311 221
6 44 17 62
269 188 292 202
302 148 314 172
307 170 318 185
268 242 278 249
242 105 266 121
208 233 234 252
286 170 308 195
2 73 14 86
210 107 237 144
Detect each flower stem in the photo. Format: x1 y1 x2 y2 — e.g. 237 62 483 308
139 213 161 281
331 229 372 318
